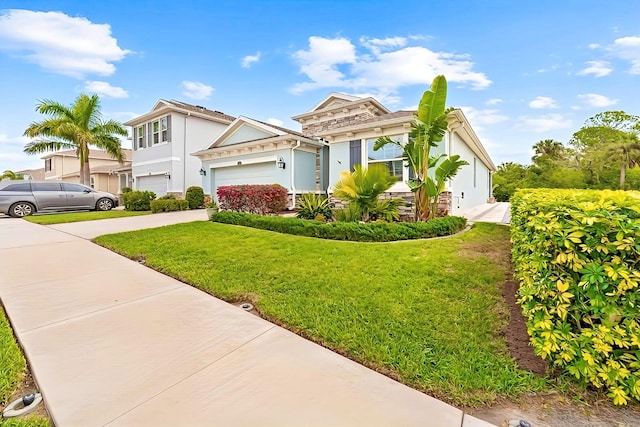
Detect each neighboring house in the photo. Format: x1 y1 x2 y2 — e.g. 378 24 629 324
41 149 132 195
124 100 235 197
291 93 496 216
16 168 45 180
193 116 328 207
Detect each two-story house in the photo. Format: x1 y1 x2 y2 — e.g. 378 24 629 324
124 100 235 197
42 148 132 195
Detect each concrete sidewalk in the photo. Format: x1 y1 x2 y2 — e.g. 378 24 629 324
459 202 510 224
0 216 494 426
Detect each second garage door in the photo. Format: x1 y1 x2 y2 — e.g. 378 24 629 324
213 163 277 195
137 175 168 197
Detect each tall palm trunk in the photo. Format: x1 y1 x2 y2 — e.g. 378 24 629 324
620 162 626 190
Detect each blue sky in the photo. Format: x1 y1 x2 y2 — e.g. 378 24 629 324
1 0 639 171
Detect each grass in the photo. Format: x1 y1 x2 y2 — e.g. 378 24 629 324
96 221 546 406
0 307 25 406
24 210 150 225
1 309 50 427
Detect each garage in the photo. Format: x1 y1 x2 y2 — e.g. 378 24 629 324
137 175 168 196
213 162 277 195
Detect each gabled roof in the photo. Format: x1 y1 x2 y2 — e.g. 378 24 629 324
309 93 364 111
41 149 132 161
291 94 390 122
205 116 306 150
124 100 235 126
16 168 45 180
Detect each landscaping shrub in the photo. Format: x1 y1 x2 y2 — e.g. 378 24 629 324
185 186 205 209
210 211 466 242
150 199 189 213
296 193 332 220
511 188 640 405
122 190 156 211
121 187 132 193
217 184 288 214
158 194 177 200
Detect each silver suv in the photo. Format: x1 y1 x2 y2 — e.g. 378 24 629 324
0 181 119 217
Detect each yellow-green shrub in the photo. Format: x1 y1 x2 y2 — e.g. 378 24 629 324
511 188 640 405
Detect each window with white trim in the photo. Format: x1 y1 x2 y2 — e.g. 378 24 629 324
44 158 52 172
133 115 171 150
136 125 145 149
366 135 404 179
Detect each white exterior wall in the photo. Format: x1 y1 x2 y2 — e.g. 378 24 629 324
131 112 229 195
448 130 491 215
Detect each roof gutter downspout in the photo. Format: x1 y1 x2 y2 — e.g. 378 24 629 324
183 112 191 195
290 140 302 210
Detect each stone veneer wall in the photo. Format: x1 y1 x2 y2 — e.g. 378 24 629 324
301 112 375 136
330 191 452 222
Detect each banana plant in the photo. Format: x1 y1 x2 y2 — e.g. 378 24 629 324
375 75 465 221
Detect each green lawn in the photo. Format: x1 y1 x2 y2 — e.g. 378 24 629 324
96 221 546 406
0 308 50 426
24 210 150 225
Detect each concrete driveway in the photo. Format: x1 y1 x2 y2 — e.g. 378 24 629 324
0 215 494 426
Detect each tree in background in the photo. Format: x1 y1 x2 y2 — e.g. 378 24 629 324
571 111 640 188
1 170 24 180
23 94 127 185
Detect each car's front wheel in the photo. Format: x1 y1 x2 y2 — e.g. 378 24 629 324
9 202 35 217
96 198 114 211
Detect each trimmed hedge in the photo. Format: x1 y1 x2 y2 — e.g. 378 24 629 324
217 184 288 214
185 186 205 209
511 189 640 405
122 190 156 211
210 211 467 242
150 199 189 213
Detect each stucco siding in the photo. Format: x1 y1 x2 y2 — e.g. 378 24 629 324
448 131 491 214
328 141 349 188
293 150 316 191
218 125 273 146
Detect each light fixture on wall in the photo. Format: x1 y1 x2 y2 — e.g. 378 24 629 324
276 156 286 169
199 167 206 176
164 172 171 179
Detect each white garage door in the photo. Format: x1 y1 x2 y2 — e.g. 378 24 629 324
213 163 277 195
137 175 167 197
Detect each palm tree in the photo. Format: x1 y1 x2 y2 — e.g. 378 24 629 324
23 94 127 185
604 135 640 189
532 139 566 165
1 170 24 180
333 164 397 222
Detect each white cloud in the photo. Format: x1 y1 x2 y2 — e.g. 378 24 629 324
610 36 640 74
588 43 601 49
0 134 30 147
291 35 490 95
577 60 613 77
578 93 619 107
181 81 214 100
359 36 407 54
537 65 559 73
528 96 559 109
266 118 284 127
0 9 131 78
458 106 508 133
241 51 261 68
485 98 503 106
85 81 128 98
515 114 572 133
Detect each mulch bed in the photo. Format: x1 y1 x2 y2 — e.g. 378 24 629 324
502 280 549 375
